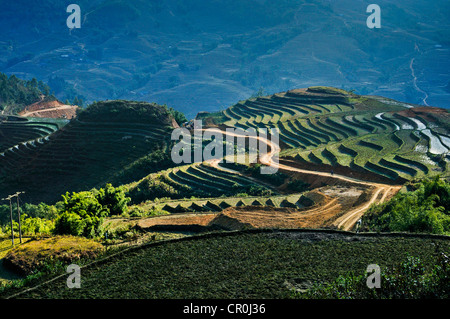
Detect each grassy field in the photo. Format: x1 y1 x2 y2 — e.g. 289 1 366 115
5 230 449 299
0 239 31 284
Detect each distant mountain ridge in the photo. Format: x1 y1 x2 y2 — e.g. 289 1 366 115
1 0 449 118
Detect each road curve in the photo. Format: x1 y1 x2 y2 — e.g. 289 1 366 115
202 127 402 231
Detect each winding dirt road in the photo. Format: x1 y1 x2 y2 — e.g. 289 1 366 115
203 128 402 231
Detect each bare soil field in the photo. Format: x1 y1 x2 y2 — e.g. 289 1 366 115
19 100 78 119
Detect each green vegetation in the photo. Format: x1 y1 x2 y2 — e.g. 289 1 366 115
0 215 54 239
127 163 273 204
0 72 54 114
3 236 103 276
362 178 450 235
301 253 449 299
0 100 176 203
221 162 289 186
54 192 108 238
2 231 448 299
1 184 130 239
221 87 449 183
164 105 187 125
76 100 174 125
0 85 449 300
54 184 130 238
110 149 174 186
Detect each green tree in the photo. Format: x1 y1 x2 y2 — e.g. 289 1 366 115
54 191 108 238
95 184 130 216
362 177 450 234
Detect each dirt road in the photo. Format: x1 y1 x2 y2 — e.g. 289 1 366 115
203 128 402 231
19 104 77 118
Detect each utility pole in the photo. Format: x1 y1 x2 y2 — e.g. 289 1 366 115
16 192 23 244
2 191 25 246
8 196 14 246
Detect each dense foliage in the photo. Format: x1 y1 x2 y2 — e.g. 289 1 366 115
0 214 54 238
362 177 450 235
302 253 449 299
0 184 130 239
54 191 108 238
54 184 130 238
164 104 187 125
0 72 54 114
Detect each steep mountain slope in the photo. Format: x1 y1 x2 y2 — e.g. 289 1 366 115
0 87 447 230
0 116 65 153
210 86 450 184
112 87 448 232
0 100 175 203
1 0 448 118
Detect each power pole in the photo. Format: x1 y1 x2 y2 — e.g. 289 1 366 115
2 191 25 246
9 196 14 246
16 192 23 244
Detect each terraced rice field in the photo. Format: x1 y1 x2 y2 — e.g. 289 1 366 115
121 88 449 232
129 161 275 203
139 190 312 214
220 89 449 183
0 115 64 154
0 117 173 203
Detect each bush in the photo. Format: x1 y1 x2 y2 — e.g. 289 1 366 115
19 214 54 236
301 253 450 299
94 183 130 216
362 177 450 235
53 185 131 238
0 202 58 226
223 163 288 186
53 191 108 238
232 184 269 196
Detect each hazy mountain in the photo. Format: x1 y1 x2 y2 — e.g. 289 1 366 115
1 0 449 118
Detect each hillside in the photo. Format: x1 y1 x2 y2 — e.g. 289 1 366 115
0 87 449 301
1 86 448 225
0 116 66 153
18 99 78 119
0 72 54 115
0 100 176 204
1 1 449 118
211 86 450 183
91 86 448 235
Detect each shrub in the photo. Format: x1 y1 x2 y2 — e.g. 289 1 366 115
53 191 108 238
19 214 54 236
362 177 450 235
301 253 450 299
94 183 130 216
